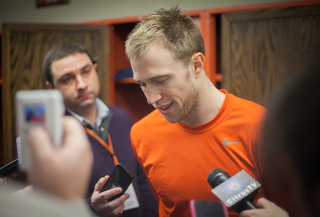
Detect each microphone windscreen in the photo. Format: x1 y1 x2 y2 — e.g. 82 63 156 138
207 168 230 188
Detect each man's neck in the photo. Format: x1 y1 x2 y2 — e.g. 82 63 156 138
181 76 226 127
71 103 98 125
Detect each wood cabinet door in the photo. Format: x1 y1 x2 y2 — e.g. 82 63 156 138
1 24 109 163
221 5 320 106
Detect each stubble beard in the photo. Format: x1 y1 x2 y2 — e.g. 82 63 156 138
67 93 97 115
164 83 199 124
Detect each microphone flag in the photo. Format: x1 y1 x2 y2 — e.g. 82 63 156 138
211 170 260 213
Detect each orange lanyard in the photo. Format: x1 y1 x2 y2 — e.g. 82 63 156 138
85 128 119 166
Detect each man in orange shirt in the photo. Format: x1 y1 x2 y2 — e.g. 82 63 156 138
125 6 270 217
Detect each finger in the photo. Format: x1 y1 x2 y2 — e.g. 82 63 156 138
97 187 123 203
107 202 126 216
97 202 126 217
91 177 120 210
27 127 53 160
62 117 90 151
94 175 109 193
92 176 109 202
239 209 258 217
61 117 93 167
256 197 271 208
24 185 33 193
120 192 130 202
98 193 129 215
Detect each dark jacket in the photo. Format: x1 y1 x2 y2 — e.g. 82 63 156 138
67 105 158 217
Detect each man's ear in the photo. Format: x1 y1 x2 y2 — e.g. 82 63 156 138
46 81 54 89
192 52 205 76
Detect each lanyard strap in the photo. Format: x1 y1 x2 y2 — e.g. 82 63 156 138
85 128 119 166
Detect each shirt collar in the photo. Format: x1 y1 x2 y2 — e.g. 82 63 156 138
66 98 109 128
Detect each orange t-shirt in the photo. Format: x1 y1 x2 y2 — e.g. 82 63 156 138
130 89 267 217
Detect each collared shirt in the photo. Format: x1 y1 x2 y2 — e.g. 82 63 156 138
66 98 109 131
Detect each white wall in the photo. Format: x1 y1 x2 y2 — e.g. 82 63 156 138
0 0 297 31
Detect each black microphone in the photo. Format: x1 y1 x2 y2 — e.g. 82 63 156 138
207 168 260 213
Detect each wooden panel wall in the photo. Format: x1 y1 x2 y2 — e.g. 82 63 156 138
222 5 320 106
1 24 109 164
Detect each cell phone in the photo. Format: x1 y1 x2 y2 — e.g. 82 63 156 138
190 200 229 217
0 137 22 177
0 159 19 177
15 90 64 171
101 164 134 201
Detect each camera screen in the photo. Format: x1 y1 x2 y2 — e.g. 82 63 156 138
25 104 46 123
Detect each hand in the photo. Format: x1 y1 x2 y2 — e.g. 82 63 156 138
23 185 33 193
239 198 289 217
91 175 130 217
0 172 17 187
0 178 4 186
27 116 93 200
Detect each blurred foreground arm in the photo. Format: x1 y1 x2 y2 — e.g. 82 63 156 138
27 116 93 200
239 198 289 217
0 116 95 217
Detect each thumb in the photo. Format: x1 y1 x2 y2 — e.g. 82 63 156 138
95 175 109 193
27 126 54 161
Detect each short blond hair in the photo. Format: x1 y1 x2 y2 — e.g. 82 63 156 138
125 6 205 64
